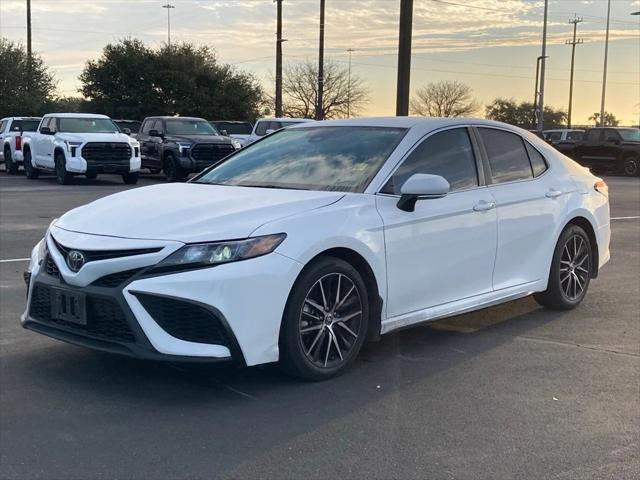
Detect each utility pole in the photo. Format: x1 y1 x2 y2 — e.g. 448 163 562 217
599 0 612 127
316 0 325 120
396 0 413 116
162 3 175 48
566 15 583 129
275 0 284 118
346 48 355 118
537 0 549 133
533 55 547 130
26 0 32 60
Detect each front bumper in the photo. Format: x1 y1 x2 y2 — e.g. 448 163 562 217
65 154 141 174
22 230 303 366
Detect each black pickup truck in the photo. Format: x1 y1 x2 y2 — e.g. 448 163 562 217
555 127 640 176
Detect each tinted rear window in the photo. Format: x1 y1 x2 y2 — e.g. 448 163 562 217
478 128 533 184
11 119 41 132
214 122 252 135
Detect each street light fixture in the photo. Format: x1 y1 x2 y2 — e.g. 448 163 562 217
162 3 175 48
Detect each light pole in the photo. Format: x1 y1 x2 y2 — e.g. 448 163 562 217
346 48 355 118
599 0 612 127
566 16 583 129
533 55 548 130
537 0 549 133
275 0 285 118
396 0 413 116
162 3 175 48
316 0 326 121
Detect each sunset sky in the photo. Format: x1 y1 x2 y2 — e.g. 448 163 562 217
1 0 639 125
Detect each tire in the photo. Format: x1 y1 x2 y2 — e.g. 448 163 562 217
279 256 370 381
122 172 139 185
4 147 18 174
534 224 593 310
55 152 73 185
621 155 639 177
23 149 40 179
163 153 187 182
85 172 98 180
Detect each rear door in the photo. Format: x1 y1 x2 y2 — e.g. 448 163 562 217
475 127 571 290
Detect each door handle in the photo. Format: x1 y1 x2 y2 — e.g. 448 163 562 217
546 189 563 198
473 200 496 212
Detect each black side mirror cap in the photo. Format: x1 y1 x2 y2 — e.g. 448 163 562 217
123 128 132 136
40 127 52 135
149 129 163 138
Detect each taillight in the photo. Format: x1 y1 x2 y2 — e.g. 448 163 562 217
594 180 608 198
15 136 22 151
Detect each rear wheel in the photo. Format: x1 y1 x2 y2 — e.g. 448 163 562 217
279 257 369 380
163 153 187 182
4 147 18 174
23 150 40 179
122 172 139 185
534 224 593 310
621 154 639 177
55 152 73 185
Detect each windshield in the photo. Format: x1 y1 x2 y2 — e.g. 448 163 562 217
618 129 640 141
115 121 141 133
58 118 119 133
214 122 252 135
166 119 217 136
194 126 407 193
11 119 41 132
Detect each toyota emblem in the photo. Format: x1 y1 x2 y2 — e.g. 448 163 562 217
66 250 86 272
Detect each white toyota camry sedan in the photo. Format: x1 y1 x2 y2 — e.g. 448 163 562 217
22 117 611 380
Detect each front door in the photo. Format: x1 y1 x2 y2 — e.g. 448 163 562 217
376 127 498 320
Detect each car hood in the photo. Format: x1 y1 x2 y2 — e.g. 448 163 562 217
55 183 345 243
165 134 233 145
56 132 134 143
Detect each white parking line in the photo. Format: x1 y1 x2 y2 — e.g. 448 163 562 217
611 216 640 220
0 258 30 263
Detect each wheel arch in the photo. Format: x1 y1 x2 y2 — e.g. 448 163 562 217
563 215 600 278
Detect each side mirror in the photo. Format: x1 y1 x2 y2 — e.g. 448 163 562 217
123 128 132 136
40 126 53 135
397 174 450 212
149 129 163 138
265 129 275 135
220 129 229 136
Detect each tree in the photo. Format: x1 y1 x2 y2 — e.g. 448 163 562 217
0 39 57 118
588 112 619 127
49 96 88 113
485 98 567 129
80 39 264 121
410 80 479 117
279 60 369 119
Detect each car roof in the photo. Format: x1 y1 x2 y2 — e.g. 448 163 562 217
44 113 110 119
146 116 206 121
210 120 252 124
292 116 526 131
257 118 315 123
1 117 41 121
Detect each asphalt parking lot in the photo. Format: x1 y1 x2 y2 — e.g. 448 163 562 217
1 172 638 480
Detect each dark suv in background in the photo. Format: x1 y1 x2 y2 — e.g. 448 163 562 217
138 116 241 181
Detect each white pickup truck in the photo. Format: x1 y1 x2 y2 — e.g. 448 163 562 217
22 113 142 185
0 117 41 174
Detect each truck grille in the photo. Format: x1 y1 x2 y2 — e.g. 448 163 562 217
190 144 235 170
82 142 131 166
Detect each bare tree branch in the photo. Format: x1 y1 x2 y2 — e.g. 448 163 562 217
410 80 479 118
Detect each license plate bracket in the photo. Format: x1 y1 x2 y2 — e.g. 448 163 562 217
51 288 87 325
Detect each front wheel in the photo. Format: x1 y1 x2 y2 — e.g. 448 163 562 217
55 153 73 185
122 172 139 185
621 155 639 177
279 257 369 380
23 150 40 179
163 153 188 182
534 224 593 310
4 148 18 174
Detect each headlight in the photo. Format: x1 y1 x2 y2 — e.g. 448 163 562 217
177 142 192 156
35 218 57 266
148 233 286 274
64 141 82 156
231 140 242 150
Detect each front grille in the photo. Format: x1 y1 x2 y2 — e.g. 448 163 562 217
91 268 142 288
45 255 60 278
52 236 162 263
29 284 135 343
190 143 235 169
81 142 132 166
135 293 230 346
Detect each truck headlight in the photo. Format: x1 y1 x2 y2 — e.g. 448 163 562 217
148 233 286 274
65 141 82 156
231 140 242 150
177 142 192 157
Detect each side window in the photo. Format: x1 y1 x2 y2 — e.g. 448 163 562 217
0 120 6 133
141 120 154 135
383 128 479 194
255 121 269 136
155 120 164 134
48 118 58 133
548 132 561 142
478 128 533 184
525 142 548 177
584 130 601 143
567 131 583 141
604 129 620 142
40 118 51 132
